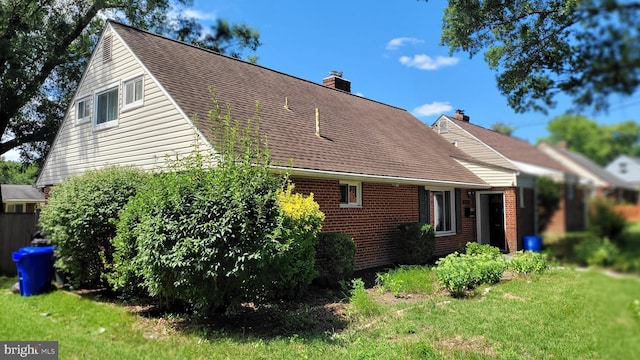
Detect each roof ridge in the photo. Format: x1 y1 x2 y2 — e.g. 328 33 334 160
107 20 406 112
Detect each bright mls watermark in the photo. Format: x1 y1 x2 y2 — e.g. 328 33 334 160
1 341 58 359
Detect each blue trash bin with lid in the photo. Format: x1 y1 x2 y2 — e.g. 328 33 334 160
12 246 56 297
523 235 542 252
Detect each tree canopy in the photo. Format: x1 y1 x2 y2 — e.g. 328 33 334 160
543 114 640 166
431 0 640 114
0 0 260 163
491 121 514 136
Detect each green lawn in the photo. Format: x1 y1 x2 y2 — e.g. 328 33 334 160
2 267 639 359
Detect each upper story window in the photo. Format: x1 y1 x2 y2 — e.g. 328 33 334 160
433 189 455 235
619 162 627 174
94 86 118 130
340 181 361 207
76 97 91 124
123 76 144 109
439 119 449 134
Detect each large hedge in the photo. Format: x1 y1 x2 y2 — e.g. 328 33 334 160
39 166 148 288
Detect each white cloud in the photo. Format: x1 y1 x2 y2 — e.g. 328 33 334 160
2 148 21 162
385 37 424 50
399 54 459 70
412 102 453 117
182 9 218 21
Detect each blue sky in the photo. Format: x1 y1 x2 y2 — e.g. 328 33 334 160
4 0 638 161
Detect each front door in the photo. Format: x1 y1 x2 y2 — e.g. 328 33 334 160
488 194 505 249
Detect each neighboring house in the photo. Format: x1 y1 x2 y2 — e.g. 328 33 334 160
1 184 44 214
538 143 639 204
606 155 640 190
36 21 501 270
432 111 586 240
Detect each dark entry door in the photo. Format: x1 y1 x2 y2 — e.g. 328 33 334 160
488 194 505 249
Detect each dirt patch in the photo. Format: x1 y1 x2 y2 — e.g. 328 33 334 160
503 293 526 302
435 335 496 357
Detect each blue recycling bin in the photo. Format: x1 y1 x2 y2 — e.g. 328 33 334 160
523 235 542 252
12 246 56 297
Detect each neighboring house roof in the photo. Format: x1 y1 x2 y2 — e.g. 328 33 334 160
65 21 486 187
1 185 45 202
538 143 637 191
605 154 640 186
442 115 572 175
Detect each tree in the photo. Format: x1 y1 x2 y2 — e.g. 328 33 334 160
431 0 640 114
491 121 514 136
543 114 640 165
0 158 39 184
0 1 260 163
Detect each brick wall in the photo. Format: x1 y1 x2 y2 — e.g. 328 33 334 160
291 177 482 269
545 185 587 233
517 187 536 248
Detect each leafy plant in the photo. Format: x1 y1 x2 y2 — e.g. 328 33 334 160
509 251 549 275
398 222 435 265
537 177 561 233
348 278 383 317
314 232 356 287
465 242 503 259
631 300 640 320
39 166 147 288
588 197 627 243
573 236 620 267
435 246 507 297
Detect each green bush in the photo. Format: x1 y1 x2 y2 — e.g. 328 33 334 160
435 251 507 297
39 166 147 289
314 232 356 287
398 222 435 265
465 242 503 259
574 236 620 267
270 185 325 298
509 251 549 274
588 197 627 242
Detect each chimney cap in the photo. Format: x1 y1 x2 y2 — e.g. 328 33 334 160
329 70 343 78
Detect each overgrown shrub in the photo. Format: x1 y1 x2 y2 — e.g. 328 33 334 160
314 232 356 287
465 242 503 259
348 278 383 317
110 96 324 314
509 251 549 274
537 177 562 233
588 197 627 242
574 236 620 267
39 166 147 289
398 222 435 265
270 185 325 298
435 249 507 297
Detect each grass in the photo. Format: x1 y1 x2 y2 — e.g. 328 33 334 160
2 267 640 359
376 265 437 296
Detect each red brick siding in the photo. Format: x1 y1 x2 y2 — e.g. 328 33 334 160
432 189 477 256
545 185 586 233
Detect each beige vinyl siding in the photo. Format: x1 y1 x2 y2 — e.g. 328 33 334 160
38 26 206 186
456 159 517 187
436 118 515 170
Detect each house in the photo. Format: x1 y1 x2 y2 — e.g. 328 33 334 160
36 21 530 270
432 111 587 239
1 184 44 214
538 143 639 204
606 155 640 190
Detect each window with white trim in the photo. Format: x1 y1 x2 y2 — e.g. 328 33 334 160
339 181 361 207
76 97 91 123
439 119 449 134
94 86 118 129
123 76 144 109
433 189 455 234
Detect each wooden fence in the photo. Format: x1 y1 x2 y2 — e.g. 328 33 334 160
0 213 39 275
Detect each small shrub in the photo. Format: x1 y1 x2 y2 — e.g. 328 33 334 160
39 166 147 289
588 197 627 242
398 222 435 265
465 242 503 259
435 250 507 297
315 232 356 287
376 266 435 296
630 300 640 320
348 278 383 317
509 251 548 274
574 236 620 267
270 185 325 298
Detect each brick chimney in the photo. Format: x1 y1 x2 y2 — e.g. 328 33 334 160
454 109 470 122
322 70 351 93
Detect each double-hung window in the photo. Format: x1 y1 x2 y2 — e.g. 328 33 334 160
123 76 144 109
433 189 455 234
94 86 119 129
339 181 361 207
76 97 91 124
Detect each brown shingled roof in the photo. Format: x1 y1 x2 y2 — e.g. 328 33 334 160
444 116 572 173
112 22 487 186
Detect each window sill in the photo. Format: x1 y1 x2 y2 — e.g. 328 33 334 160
435 231 456 237
121 101 143 113
339 204 362 209
93 120 119 131
76 118 91 125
